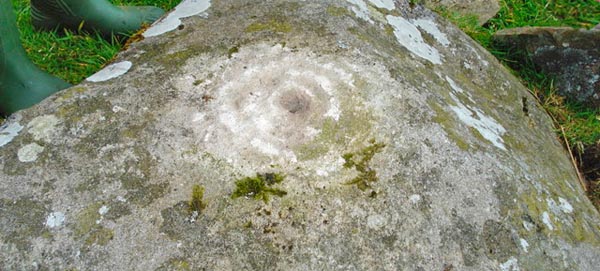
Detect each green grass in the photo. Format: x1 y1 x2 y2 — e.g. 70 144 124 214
11 0 181 84
0 0 180 121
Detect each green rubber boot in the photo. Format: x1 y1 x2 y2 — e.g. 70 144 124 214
31 0 165 37
0 0 71 115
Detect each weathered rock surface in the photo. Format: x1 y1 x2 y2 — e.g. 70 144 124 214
422 0 500 25
1 0 600 270
493 27 600 109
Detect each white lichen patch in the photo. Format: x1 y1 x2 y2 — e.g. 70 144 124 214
463 61 472 70
386 15 442 65
547 198 560 214
45 212 65 228
558 197 573 213
27 115 60 143
86 61 133 82
411 18 451 47
445 76 466 94
144 0 211 37
112 105 127 113
347 0 395 24
99 205 110 216
500 257 520 271
409 194 422 204
368 0 395 10
547 197 574 215
347 0 373 23
522 220 534 231
519 238 529 253
541 211 554 231
17 143 44 162
0 120 23 148
95 205 110 224
445 76 507 150
182 44 360 168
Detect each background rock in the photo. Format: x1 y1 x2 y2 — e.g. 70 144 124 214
1 0 599 270
493 27 600 109
422 0 500 25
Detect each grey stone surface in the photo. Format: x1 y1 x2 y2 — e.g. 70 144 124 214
422 0 500 25
493 26 600 109
1 0 600 270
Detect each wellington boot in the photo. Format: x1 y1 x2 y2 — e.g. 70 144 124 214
31 0 165 37
0 0 71 115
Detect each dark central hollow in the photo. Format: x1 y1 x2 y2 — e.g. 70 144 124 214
280 91 311 114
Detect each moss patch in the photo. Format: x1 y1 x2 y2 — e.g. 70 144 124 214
327 5 350 17
227 46 240 58
103 200 132 221
188 184 207 214
57 86 87 101
245 19 292 33
343 139 386 191
72 202 114 247
231 173 287 203
0 198 49 251
56 95 113 123
85 227 114 246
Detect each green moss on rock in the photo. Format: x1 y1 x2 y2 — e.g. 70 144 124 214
189 184 207 214
85 227 114 246
343 139 386 191
56 96 113 123
231 173 287 203
57 86 87 101
227 46 240 58
327 5 350 17
72 202 114 247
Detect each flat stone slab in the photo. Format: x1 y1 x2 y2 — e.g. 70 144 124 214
1 0 599 270
493 26 600 109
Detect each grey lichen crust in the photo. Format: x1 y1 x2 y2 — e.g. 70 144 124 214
1 0 599 270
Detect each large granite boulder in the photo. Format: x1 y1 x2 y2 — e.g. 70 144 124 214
493 27 600 109
1 0 599 270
